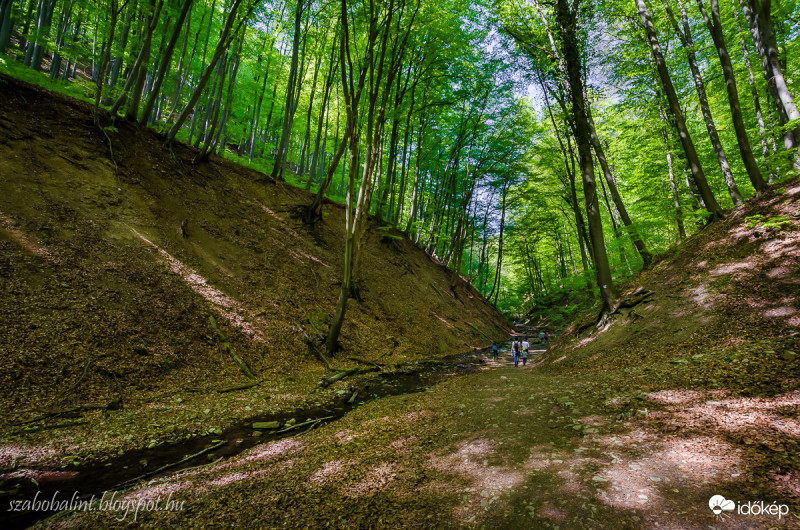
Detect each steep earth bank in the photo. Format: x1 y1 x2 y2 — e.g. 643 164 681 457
0 74 510 470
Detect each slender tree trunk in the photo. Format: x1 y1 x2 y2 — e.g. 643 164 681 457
270 0 305 181
188 0 218 144
168 5 194 117
94 0 126 119
124 0 163 121
663 0 743 204
164 0 248 146
731 0 773 183
327 0 397 352
139 0 193 125
637 0 724 220
658 102 687 240
0 0 15 54
405 113 426 233
485 182 508 305
105 4 133 104
299 35 326 177
30 0 56 70
559 0 616 314
19 0 36 54
394 83 417 226
584 88 653 266
697 0 767 193
307 39 337 187
741 0 800 169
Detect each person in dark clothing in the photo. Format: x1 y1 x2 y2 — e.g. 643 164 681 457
491 343 499 360
512 339 520 367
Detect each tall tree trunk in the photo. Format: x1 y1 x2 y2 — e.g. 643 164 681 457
94 0 128 119
307 37 338 187
404 113 426 233
658 101 687 240
558 0 616 314
662 0 743 204
485 183 508 305
741 0 800 170
327 0 401 353
394 81 417 226
299 34 326 177
168 5 195 117
188 0 218 144
731 0 773 183
270 0 305 181
584 88 653 267
164 0 249 146
125 0 164 122
697 0 767 193
139 0 193 125
0 0 14 54
19 0 37 55
106 3 134 104
637 0 724 220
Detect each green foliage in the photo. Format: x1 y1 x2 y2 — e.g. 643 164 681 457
745 215 792 232
3 0 798 318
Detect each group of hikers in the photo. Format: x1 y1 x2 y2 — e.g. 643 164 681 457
490 331 550 367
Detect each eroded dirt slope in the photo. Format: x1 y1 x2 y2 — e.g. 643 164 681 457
0 75 509 448
542 177 800 387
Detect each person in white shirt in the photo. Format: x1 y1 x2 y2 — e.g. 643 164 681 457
521 338 530 365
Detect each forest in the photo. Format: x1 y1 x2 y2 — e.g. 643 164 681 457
1 0 796 320
1 0 799 527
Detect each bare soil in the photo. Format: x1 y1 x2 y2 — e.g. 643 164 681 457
0 74 509 479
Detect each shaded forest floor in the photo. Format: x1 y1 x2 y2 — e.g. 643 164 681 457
1 75 800 528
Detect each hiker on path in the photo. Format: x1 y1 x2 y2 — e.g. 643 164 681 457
521 337 530 365
512 338 520 367
492 343 498 360
539 331 546 344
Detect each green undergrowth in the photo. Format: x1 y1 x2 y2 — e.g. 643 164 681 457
0 55 94 104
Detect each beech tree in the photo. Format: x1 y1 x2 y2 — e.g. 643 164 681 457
3 0 796 318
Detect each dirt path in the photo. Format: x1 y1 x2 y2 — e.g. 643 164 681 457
26 343 799 529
